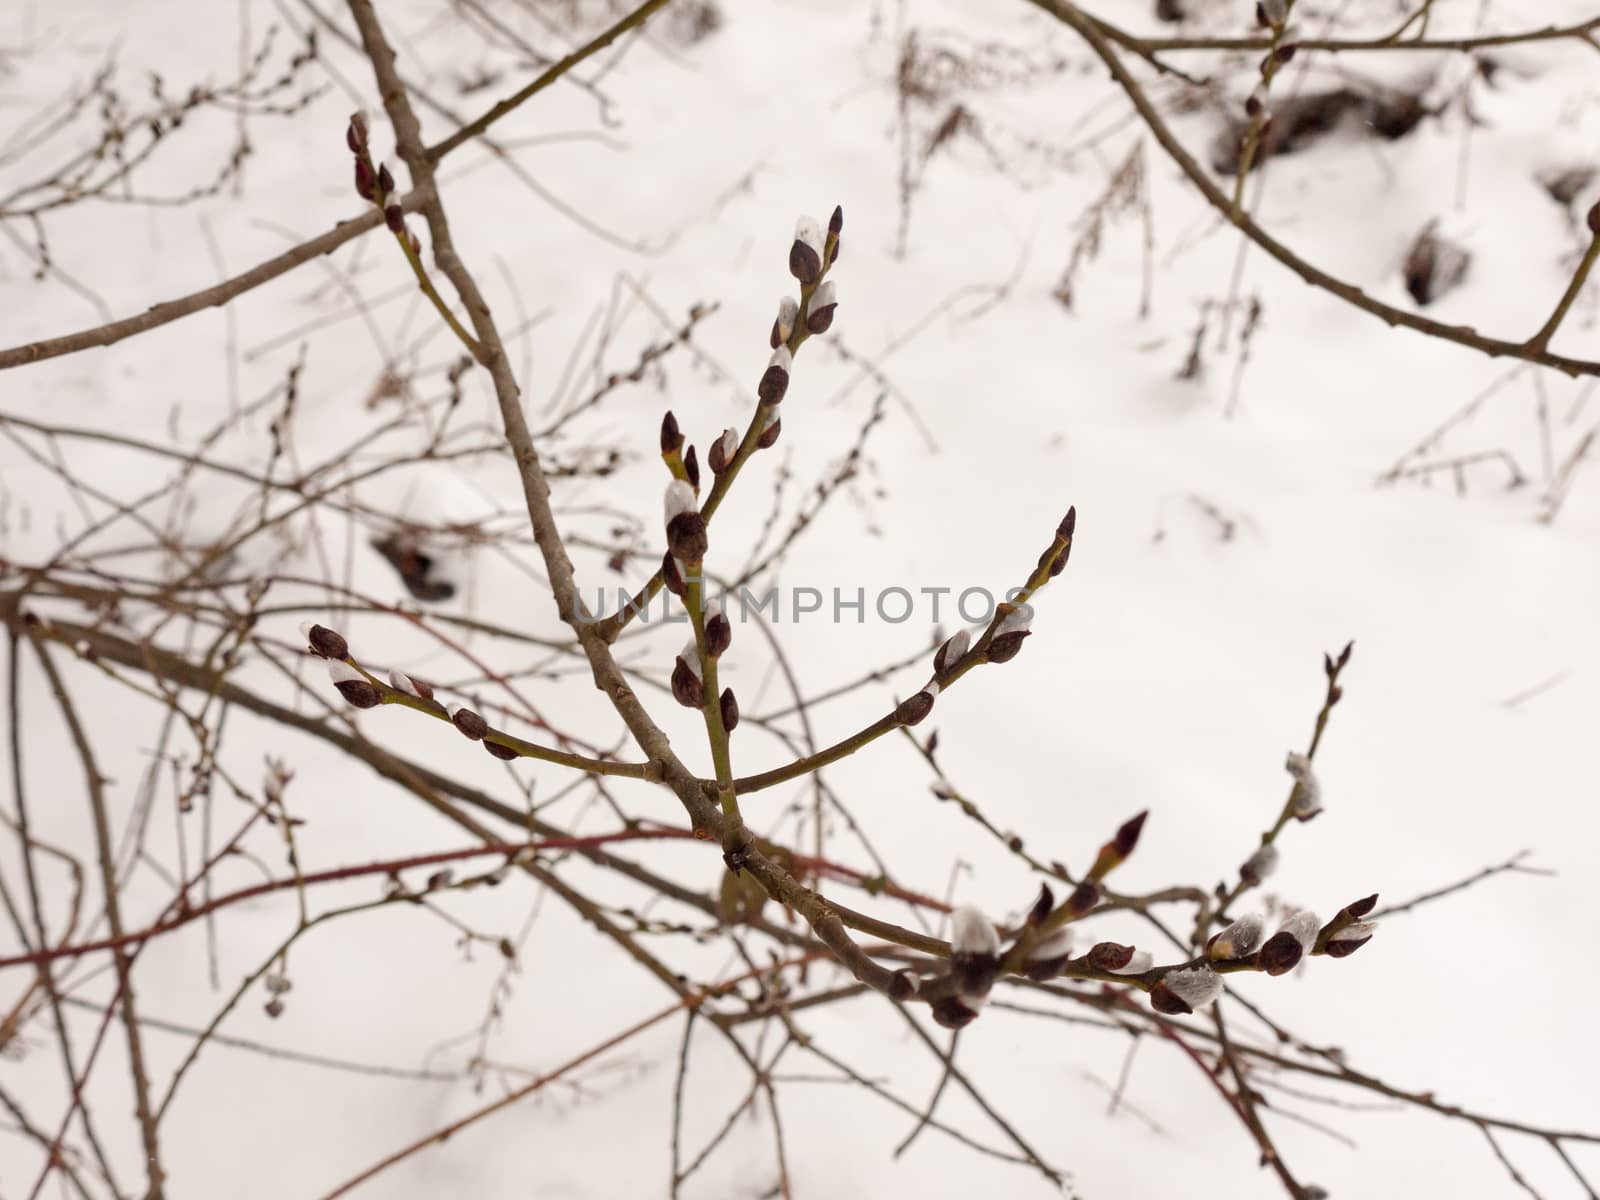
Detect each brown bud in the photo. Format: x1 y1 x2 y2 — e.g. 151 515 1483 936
1066 881 1100 915
1337 640 1354 668
347 112 368 152
1058 506 1076 540
758 359 790 405
1027 883 1055 927
986 630 1031 664
666 511 708 563
1274 42 1297 64
1588 200 1600 236
1321 934 1371 958
451 707 489 740
828 205 843 237
1258 930 1305 976
933 630 969 675
757 416 782 449
683 445 700 492
806 301 835 335
704 611 731 657
671 657 705 708
789 239 821 285
951 952 998 1000
1149 981 1193 1015
377 162 395 195
662 551 686 597
720 687 740 732
384 204 405 234
305 624 349 660
660 410 683 456
1024 954 1069 982
484 740 518 761
888 968 919 1001
930 993 980 1030
1343 892 1379 919
1086 942 1136 972
895 690 936 726
354 158 376 201
334 678 382 709
707 429 737 474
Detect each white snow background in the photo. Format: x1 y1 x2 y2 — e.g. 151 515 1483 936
2 0 1598 1197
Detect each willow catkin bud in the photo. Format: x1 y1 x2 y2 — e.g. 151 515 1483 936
806 280 837 334
484 740 518 760
1162 965 1223 1011
757 410 782 449
758 346 792 405
1207 913 1265 960
376 162 395 195
933 629 970 675
708 427 739 474
660 410 683 456
986 603 1034 663
704 601 731 657
770 296 798 349
328 660 380 709
683 444 701 492
451 706 489 740
300 621 348 660
895 682 938 726
720 687 740 732
789 216 824 284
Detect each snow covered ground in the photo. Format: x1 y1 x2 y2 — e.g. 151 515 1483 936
2 0 1598 1196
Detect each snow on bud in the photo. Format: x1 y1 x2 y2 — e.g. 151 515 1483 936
789 216 824 284
708 427 740 474
1281 910 1320 949
758 345 792 405
1285 751 1322 819
1208 913 1265 960
1245 83 1268 118
1274 23 1302 61
385 670 428 701
933 629 970 675
662 552 687 597
770 295 799 348
1240 842 1278 885
300 621 349 660
1162 965 1223 1011
950 905 1001 998
806 279 837 335
328 660 380 709
672 638 704 708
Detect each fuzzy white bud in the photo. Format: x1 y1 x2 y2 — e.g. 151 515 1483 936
1027 928 1074 962
1241 843 1279 882
679 637 703 680
1329 919 1378 943
1210 913 1265 960
950 906 1000 958
793 216 824 259
1285 751 1322 817
1163 965 1224 1010
1279 910 1320 951
1111 950 1154 975
811 279 836 310
664 479 698 527
996 603 1034 637
717 428 739 461
775 296 798 342
388 670 422 698
327 660 364 686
